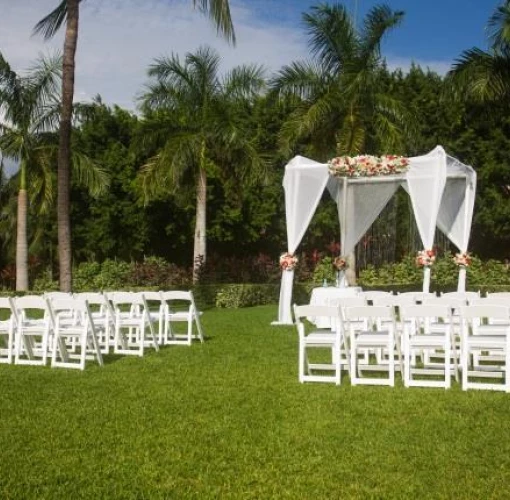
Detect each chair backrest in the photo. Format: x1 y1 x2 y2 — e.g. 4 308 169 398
0 297 17 323
160 290 193 302
441 291 480 300
400 304 452 320
486 292 510 299
327 296 366 308
45 291 73 301
109 291 144 307
470 297 510 307
14 296 50 324
344 305 394 321
141 291 162 302
460 304 510 321
74 292 107 305
422 296 467 310
50 297 87 314
160 290 197 312
293 304 342 332
361 291 393 301
373 295 409 307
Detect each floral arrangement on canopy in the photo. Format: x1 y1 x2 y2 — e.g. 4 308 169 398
279 252 298 271
332 256 347 270
328 154 410 178
416 249 436 267
453 252 471 267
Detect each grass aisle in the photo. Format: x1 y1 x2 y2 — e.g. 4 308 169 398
1 305 510 498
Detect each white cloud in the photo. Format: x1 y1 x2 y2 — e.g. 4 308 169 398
0 0 307 110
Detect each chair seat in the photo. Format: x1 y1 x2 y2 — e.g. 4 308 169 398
408 333 450 347
304 331 338 344
465 335 508 348
355 331 392 345
475 324 510 335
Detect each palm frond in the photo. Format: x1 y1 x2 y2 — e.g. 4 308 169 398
26 51 62 111
70 151 110 197
359 5 404 63
139 132 200 202
303 3 356 74
336 113 365 155
271 60 328 100
193 0 236 45
32 0 72 40
487 0 510 54
222 64 265 100
448 47 510 102
278 92 337 156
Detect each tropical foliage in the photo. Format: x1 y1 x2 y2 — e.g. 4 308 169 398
0 1 508 289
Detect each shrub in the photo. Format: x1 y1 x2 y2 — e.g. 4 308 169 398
129 256 191 288
215 284 280 308
358 253 510 289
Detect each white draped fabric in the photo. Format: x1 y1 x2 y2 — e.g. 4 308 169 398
273 156 329 325
405 146 447 292
437 155 477 291
332 177 401 257
275 146 475 325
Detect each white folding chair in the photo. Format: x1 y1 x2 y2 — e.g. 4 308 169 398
399 304 458 389
74 292 116 354
13 295 52 366
48 297 104 370
459 304 510 392
345 305 401 387
142 291 166 345
293 304 345 385
109 292 159 356
0 297 17 364
160 291 204 345
420 296 466 370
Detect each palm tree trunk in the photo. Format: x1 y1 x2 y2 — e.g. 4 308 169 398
193 166 207 282
16 188 28 291
57 0 79 292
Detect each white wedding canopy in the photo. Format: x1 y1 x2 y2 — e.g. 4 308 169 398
275 146 477 325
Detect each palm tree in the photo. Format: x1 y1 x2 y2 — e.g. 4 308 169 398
34 0 235 292
138 46 266 280
0 52 62 290
0 52 109 290
272 3 411 159
447 0 510 103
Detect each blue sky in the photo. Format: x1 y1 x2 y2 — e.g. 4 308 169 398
254 0 497 63
0 0 502 111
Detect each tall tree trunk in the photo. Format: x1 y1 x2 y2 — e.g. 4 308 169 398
193 166 207 283
57 0 79 292
15 188 28 291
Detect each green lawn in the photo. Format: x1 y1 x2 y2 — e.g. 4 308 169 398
1 305 510 499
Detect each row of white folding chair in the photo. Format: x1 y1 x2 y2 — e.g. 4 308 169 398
52 290 203 354
3 295 103 370
295 301 460 389
295 301 400 387
142 290 204 346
